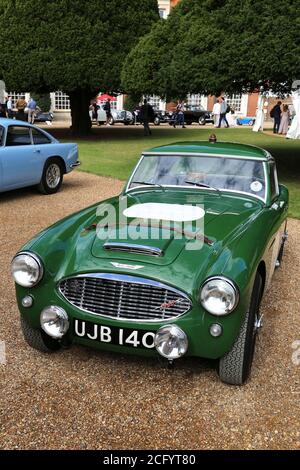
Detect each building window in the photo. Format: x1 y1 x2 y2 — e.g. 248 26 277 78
186 94 202 108
147 95 161 111
159 8 167 18
54 91 70 111
8 92 26 108
225 94 242 112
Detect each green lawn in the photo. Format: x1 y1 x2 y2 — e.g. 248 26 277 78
56 126 300 218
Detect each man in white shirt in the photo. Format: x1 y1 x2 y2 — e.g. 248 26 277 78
212 99 221 127
6 96 14 119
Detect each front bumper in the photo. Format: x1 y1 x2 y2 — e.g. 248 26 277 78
70 160 81 169
16 279 247 360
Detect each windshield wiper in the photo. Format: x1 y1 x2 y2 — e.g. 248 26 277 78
185 180 221 194
131 181 164 190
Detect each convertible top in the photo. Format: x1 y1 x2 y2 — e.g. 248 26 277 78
144 141 270 161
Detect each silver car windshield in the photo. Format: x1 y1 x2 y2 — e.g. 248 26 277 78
128 155 266 201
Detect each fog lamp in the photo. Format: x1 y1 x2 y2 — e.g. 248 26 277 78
40 306 69 339
155 325 188 359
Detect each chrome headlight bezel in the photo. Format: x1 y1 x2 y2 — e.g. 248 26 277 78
200 276 239 316
11 251 44 288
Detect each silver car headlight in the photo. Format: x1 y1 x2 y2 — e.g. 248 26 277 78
11 252 43 288
200 277 239 316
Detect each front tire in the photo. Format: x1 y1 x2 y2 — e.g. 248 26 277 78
21 317 61 353
38 158 63 195
199 116 206 125
154 117 161 126
218 272 263 385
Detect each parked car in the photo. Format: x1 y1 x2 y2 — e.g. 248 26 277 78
91 105 133 126
11 140 288 385
236 117 256 126
0 118 80 194
34 110 54 123
181 105 214 125
153 110 175 126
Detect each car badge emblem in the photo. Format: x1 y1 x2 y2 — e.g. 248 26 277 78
110 262 144 270
155 299 185 311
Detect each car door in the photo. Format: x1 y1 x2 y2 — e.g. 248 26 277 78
30 127 55 166
0 124 42 190
265 161 285 285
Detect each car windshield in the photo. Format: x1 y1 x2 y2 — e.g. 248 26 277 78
128 154 266 201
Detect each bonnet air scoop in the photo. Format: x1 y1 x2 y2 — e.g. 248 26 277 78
103 242 163 257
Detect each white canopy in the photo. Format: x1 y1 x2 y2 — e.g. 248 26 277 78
287 90 300 139
252 94 265 132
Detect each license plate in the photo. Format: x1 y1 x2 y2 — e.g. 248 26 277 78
74 319 156 350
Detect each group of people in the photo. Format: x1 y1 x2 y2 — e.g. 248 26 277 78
90 98 113 126
212 97 231 128
0 96 38 123
270 101 290 135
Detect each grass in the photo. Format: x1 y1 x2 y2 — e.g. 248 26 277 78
53 125 300 218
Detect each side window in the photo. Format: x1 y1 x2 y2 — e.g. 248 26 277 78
269 162 279 200
31 128 51 145
6 126 31 146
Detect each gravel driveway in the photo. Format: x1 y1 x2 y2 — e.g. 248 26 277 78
0 171 299 450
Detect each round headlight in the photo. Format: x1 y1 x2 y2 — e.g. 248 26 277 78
155 325 188 359
11 252 43 288
40 306 69 339
200 277 239 316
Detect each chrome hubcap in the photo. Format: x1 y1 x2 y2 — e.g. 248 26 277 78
46 164 61 189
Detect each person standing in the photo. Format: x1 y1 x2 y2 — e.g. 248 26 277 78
15 96 27 121
104 98 112 126
140 99 154 136
212 99 221 127
217 97 229 128
173 100 186 128
6 96 14 119
27 97 37 124
278 104 290 135
270 101 282 133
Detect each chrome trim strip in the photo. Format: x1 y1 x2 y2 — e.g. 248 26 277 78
70 161 81 168
103 242 163 257
142 151 269 161
58 273 192 323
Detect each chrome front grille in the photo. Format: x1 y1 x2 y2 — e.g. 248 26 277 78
58 273 191 322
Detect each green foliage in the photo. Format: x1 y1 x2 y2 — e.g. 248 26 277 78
123 94 141 112
31 93 51 112
0 0 159 134
122 0 300 97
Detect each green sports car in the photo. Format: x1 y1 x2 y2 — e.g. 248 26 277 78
11 140 289 385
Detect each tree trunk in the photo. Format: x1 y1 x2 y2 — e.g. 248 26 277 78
69 89 92 136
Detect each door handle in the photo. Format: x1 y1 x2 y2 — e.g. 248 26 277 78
33 149 41 153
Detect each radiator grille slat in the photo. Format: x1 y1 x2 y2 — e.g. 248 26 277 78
59 275 191 321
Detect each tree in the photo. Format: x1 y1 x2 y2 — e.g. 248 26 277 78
31 93 51 112
0 0 159 135
122 0 300 98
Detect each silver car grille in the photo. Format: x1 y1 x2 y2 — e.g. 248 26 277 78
58 273 191 322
